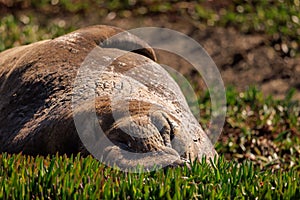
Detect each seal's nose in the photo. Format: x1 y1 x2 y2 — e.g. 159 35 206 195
174 121 218 162
193 131 218 161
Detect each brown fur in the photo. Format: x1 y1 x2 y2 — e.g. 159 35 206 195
0 25 216 169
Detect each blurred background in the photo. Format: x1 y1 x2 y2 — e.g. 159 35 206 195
0 0 299 170
1 0 299 99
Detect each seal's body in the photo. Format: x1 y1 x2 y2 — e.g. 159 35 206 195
0 25 216 169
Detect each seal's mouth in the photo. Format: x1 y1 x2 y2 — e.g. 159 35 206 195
105 110 176 153
94 110 185 170
103 109 208 165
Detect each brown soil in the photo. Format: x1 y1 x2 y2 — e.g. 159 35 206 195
1 4 299 100
93 14 300 100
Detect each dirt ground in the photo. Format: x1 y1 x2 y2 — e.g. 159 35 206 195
1 2 299 100
92 14 300 100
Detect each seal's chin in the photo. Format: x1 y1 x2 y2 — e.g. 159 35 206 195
101 144 184 171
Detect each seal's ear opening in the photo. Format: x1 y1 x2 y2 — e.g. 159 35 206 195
99 31 157 62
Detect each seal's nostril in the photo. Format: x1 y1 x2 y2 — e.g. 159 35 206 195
150 111 173 148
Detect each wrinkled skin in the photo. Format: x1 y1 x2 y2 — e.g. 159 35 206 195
0 25 216 170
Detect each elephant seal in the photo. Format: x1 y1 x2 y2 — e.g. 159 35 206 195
0 25 216 170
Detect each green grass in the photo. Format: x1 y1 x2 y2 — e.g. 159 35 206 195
0 87 298 199
0 14 75 52
0 153 299 199
199 87 300 171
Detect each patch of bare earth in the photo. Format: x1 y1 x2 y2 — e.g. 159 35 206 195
97 14 300 100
